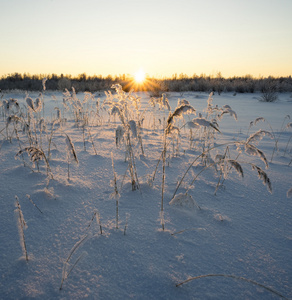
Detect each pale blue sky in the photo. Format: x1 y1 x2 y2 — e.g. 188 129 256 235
1 0 292 78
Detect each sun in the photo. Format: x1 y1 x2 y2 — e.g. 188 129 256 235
124 69 153 91
134 69 146 83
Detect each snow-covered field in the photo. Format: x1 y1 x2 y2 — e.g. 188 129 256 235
0 87 291 299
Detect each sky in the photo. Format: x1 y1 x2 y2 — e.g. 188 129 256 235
1 0 292 78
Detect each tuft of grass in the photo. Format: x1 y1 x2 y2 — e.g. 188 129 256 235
158 102 197 230
15 146 53 179
249 115 291 162
107 84 141 191
170 133 272 205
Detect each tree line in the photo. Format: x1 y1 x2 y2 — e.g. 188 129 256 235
1 72 292 94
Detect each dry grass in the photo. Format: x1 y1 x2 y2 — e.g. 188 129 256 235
176 274 288 299
14 196 29 261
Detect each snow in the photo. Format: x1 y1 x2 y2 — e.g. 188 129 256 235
0 89 291 299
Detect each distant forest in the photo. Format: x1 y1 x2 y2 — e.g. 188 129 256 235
1 72 292 95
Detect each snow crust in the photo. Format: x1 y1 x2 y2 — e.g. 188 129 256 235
0 90 291 299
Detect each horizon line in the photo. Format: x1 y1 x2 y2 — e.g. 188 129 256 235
1 72 291 80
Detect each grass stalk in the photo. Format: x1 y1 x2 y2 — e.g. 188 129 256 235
60 234 88 290
161 129 167 230
15 196 29 261
82 122 86 151
96 211 103 235
124 213 129 235
26 194 43 214
176 274 287 299
283 135 292 156
171 142 235 202
64 133 78 181
111 152 120 229
88 127 98 155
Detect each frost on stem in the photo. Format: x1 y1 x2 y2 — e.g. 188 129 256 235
39 118 46 131
115 125 124 147
110 152 120 229
244 143 269 168
149 94 171 111
65 135 78 164
42 77 47 91
35 97 42 112
26 97 35 111
185 121 200 130
110 152 120 200
25 95 43 113
191 117 220 132
206 92 214 114
8 98 20 111
219 105 238 121
14 196 29 261
60 234 88 290
6 115 20 127
111 105 121 118
65 134 78 181
128 120 137 138
16 147 45 166
167 104 196 127
15 146 53 178
227 160 244 178
166 104 196 134
246 129 273 145
159 94 171 110
253 117 265 126
178 99 190 106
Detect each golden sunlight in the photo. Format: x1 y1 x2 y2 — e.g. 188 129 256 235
134 69 146 83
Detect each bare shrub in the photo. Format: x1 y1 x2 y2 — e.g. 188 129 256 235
58 78 72 91
260 82 278 102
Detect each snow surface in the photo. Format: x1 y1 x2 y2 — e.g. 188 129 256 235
0 89 291 299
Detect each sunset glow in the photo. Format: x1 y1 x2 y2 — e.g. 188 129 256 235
134 69 146 83
0 0 291 78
